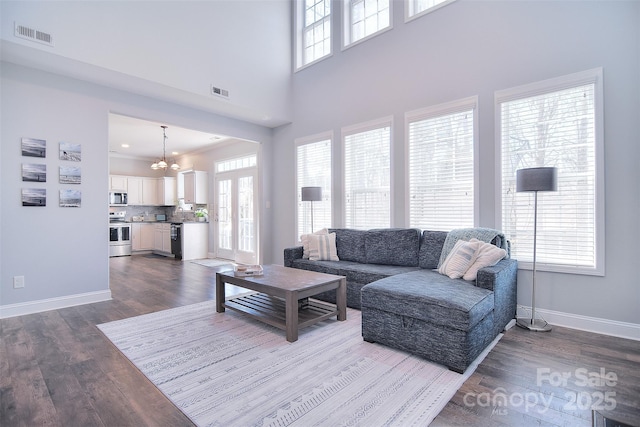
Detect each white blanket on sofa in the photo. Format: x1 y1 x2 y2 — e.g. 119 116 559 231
437 227 507 268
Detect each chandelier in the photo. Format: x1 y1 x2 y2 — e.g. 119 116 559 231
151 125 180 170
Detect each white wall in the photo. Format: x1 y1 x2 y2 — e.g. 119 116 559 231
271 1 640 333
0 0 292 126
0 62 273 316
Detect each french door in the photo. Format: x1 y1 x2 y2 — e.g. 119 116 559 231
215 169 258 264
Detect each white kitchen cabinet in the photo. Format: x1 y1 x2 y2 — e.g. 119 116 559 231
110 175 128 191
181 222 208 261
127 177 143 205
184 171 208 205
132 223 154 251
154 223 172 253
142 177 158 205
157 177 177 206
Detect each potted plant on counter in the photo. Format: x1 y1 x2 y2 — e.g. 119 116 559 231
195 208 208 222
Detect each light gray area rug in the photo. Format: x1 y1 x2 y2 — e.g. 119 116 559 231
98 300 499 427
190 258 233 268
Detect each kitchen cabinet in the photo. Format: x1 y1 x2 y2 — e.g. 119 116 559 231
110 175 128 191
142 178 158 205
109 174 177 206
184 171 208 205
181 222 208 261
158 177 177 206
127 177 143 205
132 223 154 251
154 223 172 253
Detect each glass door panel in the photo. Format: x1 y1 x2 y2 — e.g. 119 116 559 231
216 178 234 260
214 170 258 264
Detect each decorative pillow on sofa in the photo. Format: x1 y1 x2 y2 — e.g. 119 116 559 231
308 232 340 261
463 238 507 281
437 239 481 279
300 228 328 259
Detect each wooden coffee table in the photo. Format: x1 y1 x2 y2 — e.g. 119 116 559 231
216 265 346 342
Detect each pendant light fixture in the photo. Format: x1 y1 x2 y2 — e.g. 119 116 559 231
151 125 180 170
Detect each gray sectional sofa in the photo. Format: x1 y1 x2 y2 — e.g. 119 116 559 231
283 227 517 373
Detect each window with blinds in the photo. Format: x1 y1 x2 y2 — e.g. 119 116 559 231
343 120 391 229
344 0 391 47
296 136 332 237
498 69 604 275
407 99 476 231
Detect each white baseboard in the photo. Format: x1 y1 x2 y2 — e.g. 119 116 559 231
517 305 640 341
0 290 112 319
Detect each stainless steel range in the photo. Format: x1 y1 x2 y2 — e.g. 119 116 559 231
109 211 131 257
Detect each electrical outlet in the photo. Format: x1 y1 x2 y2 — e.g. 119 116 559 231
13 276 25 289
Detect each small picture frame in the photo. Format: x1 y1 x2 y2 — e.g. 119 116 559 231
22 163 47 182
59 166 81 184
21 137 46 158
60 189 81 207
22 188 46 206
59 142 81 161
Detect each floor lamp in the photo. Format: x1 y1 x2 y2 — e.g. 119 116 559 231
515 167 557 332
301 186 322 233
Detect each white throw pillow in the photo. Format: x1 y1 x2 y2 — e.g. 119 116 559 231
308 232 339 261
437 239 481 279
301 228 328 259
463 238 507 281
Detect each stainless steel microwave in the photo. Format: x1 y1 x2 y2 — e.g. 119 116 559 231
109 191 128 206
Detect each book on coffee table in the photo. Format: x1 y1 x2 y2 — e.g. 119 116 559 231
234 264 263 277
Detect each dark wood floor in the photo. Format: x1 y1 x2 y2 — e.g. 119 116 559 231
1 255 639 426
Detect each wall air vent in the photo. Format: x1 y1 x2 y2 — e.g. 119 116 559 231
15 22 54 47
211 85 230 99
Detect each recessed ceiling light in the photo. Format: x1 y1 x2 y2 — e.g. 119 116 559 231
172 151 179 155
121 144 130 148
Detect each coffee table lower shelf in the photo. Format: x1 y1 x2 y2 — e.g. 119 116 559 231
223 293 339 332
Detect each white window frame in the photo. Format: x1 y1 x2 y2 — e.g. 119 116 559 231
343 0 393 50
295 0 333 71
405 96 478 231
295 131 333 239
405 0 456 23
495 68 605 276
342 116 393 229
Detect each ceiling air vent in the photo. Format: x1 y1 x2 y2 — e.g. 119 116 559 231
15 22 54 47
211 85 229 99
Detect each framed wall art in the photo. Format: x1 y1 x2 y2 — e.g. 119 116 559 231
22 188 46 206
59 166 81 184
21 137 46 158
60 189 81 207
22 163 46 182
59 142 81 161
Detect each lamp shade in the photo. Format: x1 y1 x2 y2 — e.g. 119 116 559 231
516 167 557 192
301 186 322 202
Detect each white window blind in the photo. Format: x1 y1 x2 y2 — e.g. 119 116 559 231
344 121 391 229
345 0 390 46
296 138 332 236
302 0 331 66
499 70 603 275
408 102 475 231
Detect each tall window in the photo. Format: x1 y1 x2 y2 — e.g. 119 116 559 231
498 68 604 275
296 0 331 69
343 118 391 229
296 135 332 237
407 97 476 231
344 0 391 47
406 0 455 21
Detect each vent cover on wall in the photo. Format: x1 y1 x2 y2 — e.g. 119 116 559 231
14 22 54 47
211 85 230 99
